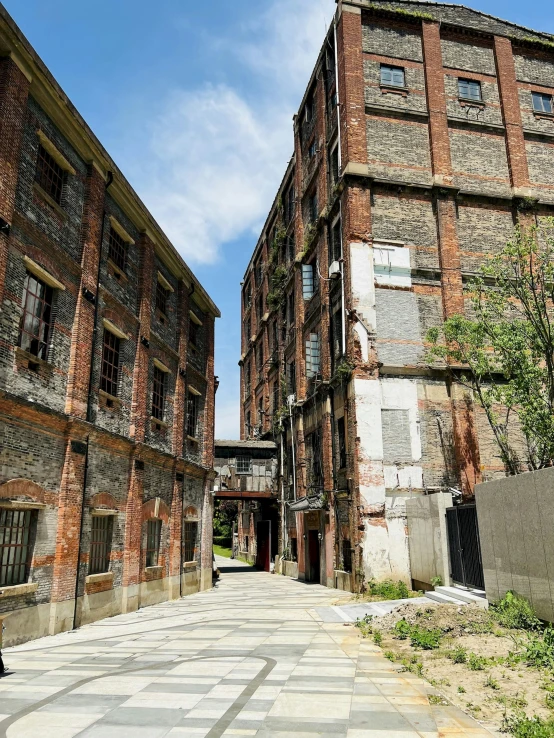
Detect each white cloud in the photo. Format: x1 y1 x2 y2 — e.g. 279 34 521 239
137 0 336 265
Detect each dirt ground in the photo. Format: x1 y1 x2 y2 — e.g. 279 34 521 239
362 602 554 733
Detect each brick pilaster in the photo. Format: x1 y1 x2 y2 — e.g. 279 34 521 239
122 454 143 592
202 316 216 469
65 165 106 418
435 194 464 317
199 476 214 590
450 382 482 499
169 471 183 579
172 280 190 456
494 36 530 191
0 56 30 306
130 233 155 442
50 434 87 605
336 5 368 168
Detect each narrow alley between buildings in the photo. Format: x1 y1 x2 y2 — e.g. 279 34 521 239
0 557 493 738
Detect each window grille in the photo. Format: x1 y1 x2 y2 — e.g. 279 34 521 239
19 272 53 360
380 65 405 88
108 227 127 271
35 144 65 204
532 91 553 114
145 519 162 567
236 455 251 474
0 509 33 587
458 78 482 101
152 366 167 420
305 333 321 379
156 281 170 315
308 140 317 159
302 264 315 300
254 261 263 287
101 329 120 397
89 516 113 575
183 520 198 562
187 391 200 438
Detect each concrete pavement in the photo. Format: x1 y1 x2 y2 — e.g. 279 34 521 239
0 556 495 737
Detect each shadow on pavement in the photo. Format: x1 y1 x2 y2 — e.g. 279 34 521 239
217 564 259 574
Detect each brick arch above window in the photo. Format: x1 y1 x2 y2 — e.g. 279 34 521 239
0 478 47 505
90 492 119 511
141 497 170 525
184 505 198 520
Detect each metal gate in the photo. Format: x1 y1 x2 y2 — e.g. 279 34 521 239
446 504 485 590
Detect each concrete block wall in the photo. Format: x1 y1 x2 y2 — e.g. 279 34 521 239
405 492 453 591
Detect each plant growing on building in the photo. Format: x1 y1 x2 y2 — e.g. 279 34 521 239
266 265 288 312
333 357 355 384
427 220 554 473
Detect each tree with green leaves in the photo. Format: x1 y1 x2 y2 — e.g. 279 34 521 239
427 218 554 475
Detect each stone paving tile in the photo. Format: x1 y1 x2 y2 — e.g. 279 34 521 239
0 556 495 738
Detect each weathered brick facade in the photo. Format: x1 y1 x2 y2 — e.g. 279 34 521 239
0 6 219 645
240 0 554 592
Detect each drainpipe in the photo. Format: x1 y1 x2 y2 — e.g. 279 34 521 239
86 170 114 424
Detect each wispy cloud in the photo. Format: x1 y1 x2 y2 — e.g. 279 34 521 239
136 0 335 266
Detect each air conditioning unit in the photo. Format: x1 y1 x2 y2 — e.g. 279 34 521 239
329 261 341 279
287 394 296 407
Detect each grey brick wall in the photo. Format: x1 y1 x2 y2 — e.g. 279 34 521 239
450 129 511 197
375 289 424 366
527 141 554 187
519 89 554 137
514 53 554 87
441 38 496 76
364 60 427 115
367 117 432 185
382 409 412 462
362 21 423 62
445 75 503 128
457 203 515 273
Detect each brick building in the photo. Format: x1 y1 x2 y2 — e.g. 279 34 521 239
240 0 554 592
214 440 278 570
0 6 219 646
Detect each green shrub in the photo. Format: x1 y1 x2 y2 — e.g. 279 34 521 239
493 591 541 631
448 646 468 664
394 619 411 640
367 579 410 600
409 626 442 650
502 714 554 738
522 628 554 670
468 653 487 671
213 536 232 548
373 630 383 646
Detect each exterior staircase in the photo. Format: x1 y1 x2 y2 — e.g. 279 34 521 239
426 585 488 609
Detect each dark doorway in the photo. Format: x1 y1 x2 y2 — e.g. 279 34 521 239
256 520 271 571
308 530 320 583
446 504 485 590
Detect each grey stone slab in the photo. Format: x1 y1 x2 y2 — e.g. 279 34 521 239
101 707 185 727
264 717 350 732
348 709 415 730
37 694 129 712
78 726 169 738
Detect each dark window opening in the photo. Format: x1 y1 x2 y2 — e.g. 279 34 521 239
305 428 323 493
108 228 127 272
308 192 318 224
330 146 339 187
342 540 352 573
156 281 170 316
337 416 347 470
287 234 295 263
290 537 298 562
101 329 120 397
189 319 200 347
184 520 198 562
308 140 317 159
89 515 113 575
35 144 65 204
381 65 405 88
245 410 251 437
186 391 200 438
19 272 53 360
285 184 295 224
0 509 33 586
458 78 482 101
330 219 342 263
145 519 162 567
152 366 167 420
287 361 296 396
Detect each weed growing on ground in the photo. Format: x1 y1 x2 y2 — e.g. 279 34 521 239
393 619 442 650
448 646 468 664
485 675 500 690
428 694 449 705
384 650 396 662
468 653 488 671
502 714 554 737
521 628 554 671
493 592 541 631
366 579 410 600
458 685 466 694
373 630 383 646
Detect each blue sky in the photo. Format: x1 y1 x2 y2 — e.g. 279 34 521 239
6 0 554 439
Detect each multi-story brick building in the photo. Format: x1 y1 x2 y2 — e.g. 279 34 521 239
240 0 554 592
0 6 219 645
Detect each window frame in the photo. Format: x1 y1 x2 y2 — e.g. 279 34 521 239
0 508 34 587
183 520 198 563
186 390 200 439
19 271 54 361
152 365 167 421
108 227 127 273
145 519 162 568
89 515 113 575
156 280 170 317
100 329 121 398
305 332 321 379
236 455 252 474
532 91 553 114
380 64 406 88
35 144 66 204
458 78 482 102
302 263 315 300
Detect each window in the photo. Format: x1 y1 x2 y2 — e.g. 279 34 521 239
285 184 295 224
458 78 482 101
287 291 295 325
19 272 53 360
186 391 200 438
89 516 113 575
189 319 200 347
183 521 198 562
287 360 296 396
337 416 347 470
236 455 251 474
381 65 405 88
256 343 263 373
145 519 162 567
287 234 295 264
108 227 127 272
532 91 553 114
245 410 251 436
244 314 251 342
101 329 120 397
35 144 65 204
308 140 317 159
330 218 342 263
245 362 251 395
305 91 315 123
257 294 264 323
0 509 33 586
308 191 318 223
255 260 263 287
342 540 352 573
302 263 315 300
243 282 252 308
305 332 321 379
272 381 279 414
152 366 167 420
305 428 323 492
330 145 339 187
258 396 264 425
156 281 170 316
331 309 343 364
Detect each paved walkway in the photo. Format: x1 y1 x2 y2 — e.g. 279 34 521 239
0 556 495 737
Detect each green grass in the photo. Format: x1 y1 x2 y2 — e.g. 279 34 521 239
213 545 233 558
